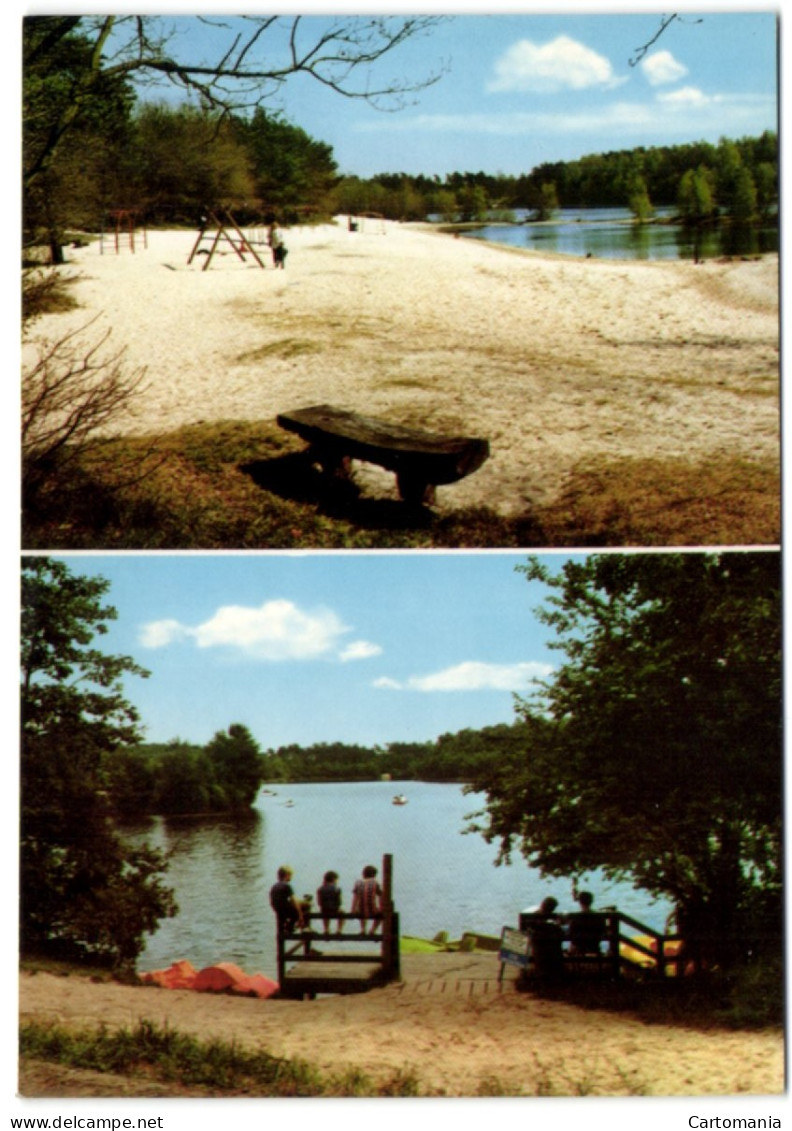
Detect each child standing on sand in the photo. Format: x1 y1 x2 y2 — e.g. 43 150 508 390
317 870 343 935
350 864 382 936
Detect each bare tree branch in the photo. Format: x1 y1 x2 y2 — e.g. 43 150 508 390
629 13 703 67
22 313 153 501
24 15 449 187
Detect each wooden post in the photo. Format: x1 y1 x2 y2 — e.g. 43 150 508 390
276 920 286 987
223 210 266 268
390 913 401 980
608 913 621 979
381 853 397 980
187 218 209 265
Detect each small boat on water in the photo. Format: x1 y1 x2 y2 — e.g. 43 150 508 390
392 794 408 806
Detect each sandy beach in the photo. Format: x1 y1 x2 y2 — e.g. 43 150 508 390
18 956 783 1098
23 219 779 521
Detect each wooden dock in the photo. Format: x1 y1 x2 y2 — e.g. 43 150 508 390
277 854 400 999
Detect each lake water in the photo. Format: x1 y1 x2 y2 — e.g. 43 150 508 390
122 781 672 979
456 207 779 262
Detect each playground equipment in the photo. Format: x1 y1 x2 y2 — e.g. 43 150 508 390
101 209 148 254
188 209 266 271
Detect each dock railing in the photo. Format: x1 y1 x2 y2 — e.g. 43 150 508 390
276 853 400 995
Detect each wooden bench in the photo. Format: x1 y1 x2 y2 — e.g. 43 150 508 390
276 404 490 505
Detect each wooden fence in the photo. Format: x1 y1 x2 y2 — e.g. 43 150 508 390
501 909 684 980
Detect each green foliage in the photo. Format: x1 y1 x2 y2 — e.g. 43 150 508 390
21 557 177 966
517 133 777 213
234 108 338 217
677 166 717 222
626 172 653 222
128 104 256 225
23 19 137 251
107 727 269 816
535 182 559 220
265 721 531 783
20 1019 430 1096
204 724 267 809
466 553 782 970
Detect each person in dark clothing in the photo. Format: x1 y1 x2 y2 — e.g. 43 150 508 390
567 890 607 956
270 865 304 934
317 870 343 935
526 896 566 981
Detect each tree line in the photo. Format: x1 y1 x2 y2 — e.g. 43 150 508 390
105 722 534 814
336 132 778 223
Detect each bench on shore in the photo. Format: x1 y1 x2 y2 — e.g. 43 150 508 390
499 910 686 983
276 404 490 505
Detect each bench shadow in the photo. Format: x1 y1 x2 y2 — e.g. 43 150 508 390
239 454 434 530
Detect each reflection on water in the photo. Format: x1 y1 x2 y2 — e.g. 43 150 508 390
122 781 673 978
124 811 272 972
461 208 778 262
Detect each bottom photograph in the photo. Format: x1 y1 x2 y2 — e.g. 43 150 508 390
19 549 783 1099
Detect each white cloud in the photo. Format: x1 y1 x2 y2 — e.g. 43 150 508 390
488 36 620 93
656 86 710 107
339 640 383 662
641 50 688 87
374 660 553 692
373 676 402 690
140 599 352 660
354 91 774 141
139 619 188 648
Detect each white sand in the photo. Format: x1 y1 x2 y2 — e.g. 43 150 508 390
24 219 779 517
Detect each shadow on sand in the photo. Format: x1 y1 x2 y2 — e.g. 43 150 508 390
239 453 434 531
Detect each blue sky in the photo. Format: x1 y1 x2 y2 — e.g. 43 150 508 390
115 6 778 178
49 552 570 752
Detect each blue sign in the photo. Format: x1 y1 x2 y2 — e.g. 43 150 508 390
499 926 530 970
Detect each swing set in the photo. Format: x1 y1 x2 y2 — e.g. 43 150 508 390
188 209 266 271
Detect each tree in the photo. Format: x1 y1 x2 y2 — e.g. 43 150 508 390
205 724 266 810
229 109 338 218
677 165 716 223
24 16 447 191
23 19 136 259
728 167 758 223
457 183 489 222
626 171 653 223
21 557 177 966
466 553 781 970
535 182 559 221
128 103 257 223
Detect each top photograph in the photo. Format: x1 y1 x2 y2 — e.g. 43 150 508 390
21 11 779 551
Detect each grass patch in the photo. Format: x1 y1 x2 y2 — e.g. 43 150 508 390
22 267 81 319
535 453 779 547
236 339 323 363
21 420 780 549
19 1019 425 1097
